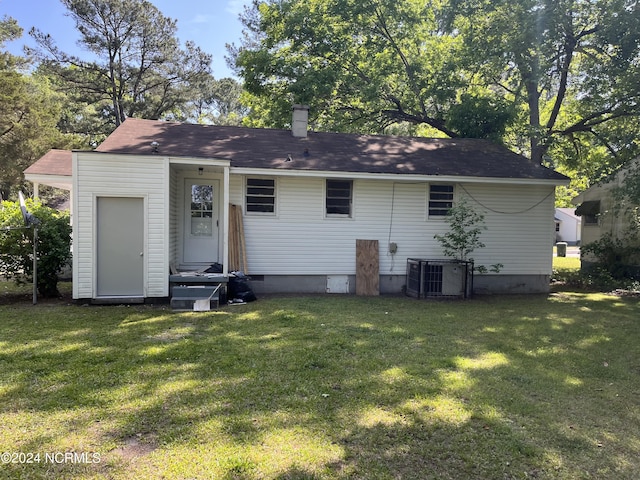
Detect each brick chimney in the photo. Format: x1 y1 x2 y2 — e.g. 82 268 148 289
292 104 310 138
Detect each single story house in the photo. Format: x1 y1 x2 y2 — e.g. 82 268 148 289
555 208 581 245
572 161 640 272
25 106 568 302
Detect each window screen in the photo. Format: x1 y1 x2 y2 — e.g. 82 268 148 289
246 178 275 214
429 184 454 216
326 180 353 216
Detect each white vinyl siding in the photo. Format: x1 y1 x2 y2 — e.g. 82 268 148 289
73 153 169 299
459 184 555 275
229 175 556 277
73 154 556 299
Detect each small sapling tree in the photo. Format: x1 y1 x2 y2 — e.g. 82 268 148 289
434 197 502 273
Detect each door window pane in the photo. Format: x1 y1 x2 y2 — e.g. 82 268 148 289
191 184 213 236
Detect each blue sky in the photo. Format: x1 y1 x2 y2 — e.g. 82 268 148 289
1 0 253 78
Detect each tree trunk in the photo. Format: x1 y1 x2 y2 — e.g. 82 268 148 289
525 77 544 164
0 183 11 202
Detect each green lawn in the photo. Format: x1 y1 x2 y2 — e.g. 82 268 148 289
553 255 581 271
1 290 639 479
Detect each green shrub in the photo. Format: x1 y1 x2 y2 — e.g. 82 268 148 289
581 232 640 279
552 265 640 292
0 199 71 297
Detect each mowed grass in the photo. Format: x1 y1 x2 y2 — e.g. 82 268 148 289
1 291 639 479
553 255 581 271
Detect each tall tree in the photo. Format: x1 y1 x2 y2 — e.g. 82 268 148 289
0 15 25 70
449 0 640 166
0 17 75 199
231 0 512 137
231 0 640 169
31 0 213 128
175 75 248 126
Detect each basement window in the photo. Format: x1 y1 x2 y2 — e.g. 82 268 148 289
246 177 276 214
326 179 353 217
429 184 454 217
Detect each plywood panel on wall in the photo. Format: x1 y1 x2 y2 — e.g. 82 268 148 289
356 239 379 296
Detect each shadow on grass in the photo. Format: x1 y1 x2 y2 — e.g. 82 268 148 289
0 293 639 479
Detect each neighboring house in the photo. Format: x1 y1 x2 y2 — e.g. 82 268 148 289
572 162 640 270
555 208 581 245
24 107 568 302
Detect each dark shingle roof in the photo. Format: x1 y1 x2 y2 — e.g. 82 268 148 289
24 149 72 176
96 118 567 181
45 118 564 182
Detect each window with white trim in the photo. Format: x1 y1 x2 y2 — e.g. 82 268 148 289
326 179 353 217
428 184 454 217
246 177 276 214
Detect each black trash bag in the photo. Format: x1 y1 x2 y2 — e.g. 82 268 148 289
203 263 223 273
228 272 257 303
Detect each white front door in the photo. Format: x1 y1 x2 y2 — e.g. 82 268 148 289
183 179 219 264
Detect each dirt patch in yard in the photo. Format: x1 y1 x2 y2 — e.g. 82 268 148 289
111 435 158 461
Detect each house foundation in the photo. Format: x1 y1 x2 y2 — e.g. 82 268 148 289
248 274 551 296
